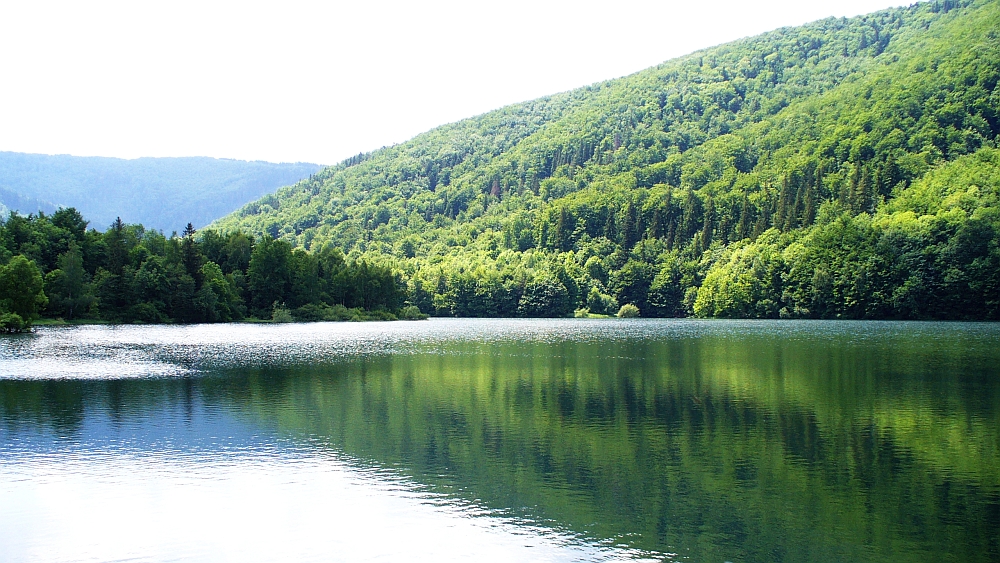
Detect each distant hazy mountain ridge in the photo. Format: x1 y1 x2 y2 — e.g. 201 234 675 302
0 153 322 232
0 186 57 219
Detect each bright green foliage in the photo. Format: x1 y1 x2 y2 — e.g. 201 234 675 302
271 303 294 323
44 243 96 320
247 236 293 314
617 303 640 318
694 231 786 318
517 275 572 317
0 209 410 325
0 312 25 332
198 261 243 322
696 150 1000 320
0 255 47 331
210 0 1000 320
397 305 428 320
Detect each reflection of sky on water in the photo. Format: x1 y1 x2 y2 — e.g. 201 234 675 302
2 319 998 563
4 453 657 563
1 401 662 563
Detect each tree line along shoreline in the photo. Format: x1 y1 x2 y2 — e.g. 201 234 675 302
2 160 998 335
0 209 424 333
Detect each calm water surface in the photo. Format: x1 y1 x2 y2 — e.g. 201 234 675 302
1 319 998 562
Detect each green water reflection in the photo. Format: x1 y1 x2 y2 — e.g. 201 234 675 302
2 320 998 562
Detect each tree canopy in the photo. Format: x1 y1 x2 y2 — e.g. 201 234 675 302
0 209 414 328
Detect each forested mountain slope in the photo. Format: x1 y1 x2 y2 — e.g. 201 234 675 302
214 0 1000 320
0 153 322 233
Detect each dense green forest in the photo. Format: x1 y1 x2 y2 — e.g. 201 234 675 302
0 209 420 332
213 0 1000 320
0 153 322 233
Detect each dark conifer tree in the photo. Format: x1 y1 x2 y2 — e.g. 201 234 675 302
736 194 751 240
604 207 617 242
701 197 715 248
623 202 639 249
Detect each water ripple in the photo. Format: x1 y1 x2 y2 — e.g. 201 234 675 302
4 318 997 380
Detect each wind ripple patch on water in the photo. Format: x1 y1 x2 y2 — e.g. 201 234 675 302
0 319 665 379
3 318 998 380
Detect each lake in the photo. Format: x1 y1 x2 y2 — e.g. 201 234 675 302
1 319 998 562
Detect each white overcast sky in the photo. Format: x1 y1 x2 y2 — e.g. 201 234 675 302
0 0 908 165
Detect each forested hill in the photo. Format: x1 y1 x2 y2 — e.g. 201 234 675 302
0 153 322 233
214 0 1000 320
